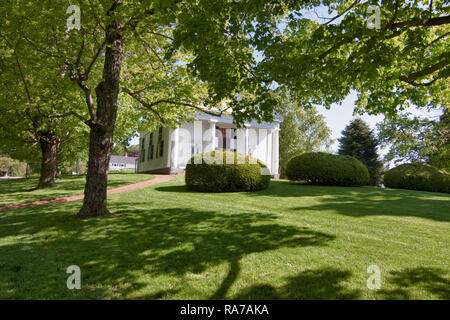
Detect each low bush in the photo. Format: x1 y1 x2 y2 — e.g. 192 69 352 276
285 152 370 186
185 150 270 192
384 163 450 193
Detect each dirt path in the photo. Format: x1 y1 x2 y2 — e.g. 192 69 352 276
0 174 173 211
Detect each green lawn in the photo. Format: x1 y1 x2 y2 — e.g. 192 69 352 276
0 173 153 207
0 175 448 299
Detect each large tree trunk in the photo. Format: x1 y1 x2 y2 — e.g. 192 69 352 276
37 131 59 189
77 24 124 218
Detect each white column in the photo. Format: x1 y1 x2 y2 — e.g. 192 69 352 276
209 119 218 151
266 129 272 171
272 128 279 177
194 120 203 155
236 128 245 154
244 123 250 155
172 127 179 168
257 128 267 163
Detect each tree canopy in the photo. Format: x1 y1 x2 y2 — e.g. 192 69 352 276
258 0 449 115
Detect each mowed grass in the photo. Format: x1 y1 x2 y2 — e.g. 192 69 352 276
0 173 153 207
0 175 448 299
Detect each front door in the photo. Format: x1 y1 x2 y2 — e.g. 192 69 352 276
217 127 237 151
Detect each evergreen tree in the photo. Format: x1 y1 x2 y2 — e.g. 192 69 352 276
338 119 383 186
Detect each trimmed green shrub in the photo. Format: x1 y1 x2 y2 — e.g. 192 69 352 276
185 150 270 192
285 152 370 186
384 163 450 194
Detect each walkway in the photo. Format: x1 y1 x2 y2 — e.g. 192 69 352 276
0 174 173 211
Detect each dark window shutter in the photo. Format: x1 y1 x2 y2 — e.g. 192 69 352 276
141 138 145 162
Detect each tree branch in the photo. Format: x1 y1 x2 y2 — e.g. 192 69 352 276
149 100 224 117
132 27 167 71
425 31 450 48
44 111 90 126
122 88 225 122
79 81 96 121
399 77 439 86
123 8 155 30
75 40 85 79
425 15 450 26
383 0 399 32
403 60 447 81
148 31 174 41
68 60 96 122
390 15 450 30
318 40 345 59
398 60 448 86
87 0 106 31
13 52 33 105
85 40 106 78
122 88 167 123
325 0 360 25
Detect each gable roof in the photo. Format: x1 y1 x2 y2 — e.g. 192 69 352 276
195 111 281 129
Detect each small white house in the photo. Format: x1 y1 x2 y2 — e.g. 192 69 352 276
109 155 138 171
137 112 281 177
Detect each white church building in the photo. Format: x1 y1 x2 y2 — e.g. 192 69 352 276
137 112 281 177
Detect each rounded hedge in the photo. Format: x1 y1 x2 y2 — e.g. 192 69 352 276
185 150 271 192
384 163 450 194
285 152 370 186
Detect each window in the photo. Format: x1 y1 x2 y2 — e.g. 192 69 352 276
217 127 236 151
157 127 164 157
219 127 227 150
148 132 154 161
159 141 164 157
141 138 145 162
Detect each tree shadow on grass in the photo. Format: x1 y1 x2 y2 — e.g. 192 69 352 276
379 267 450 299
0 174 151 207
254 181 450 222
154 185 191 193
0 177 38 194
119 205 335 299
233 268 360 299
0 201 334 299
232 266 450 300
155 180 450 222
